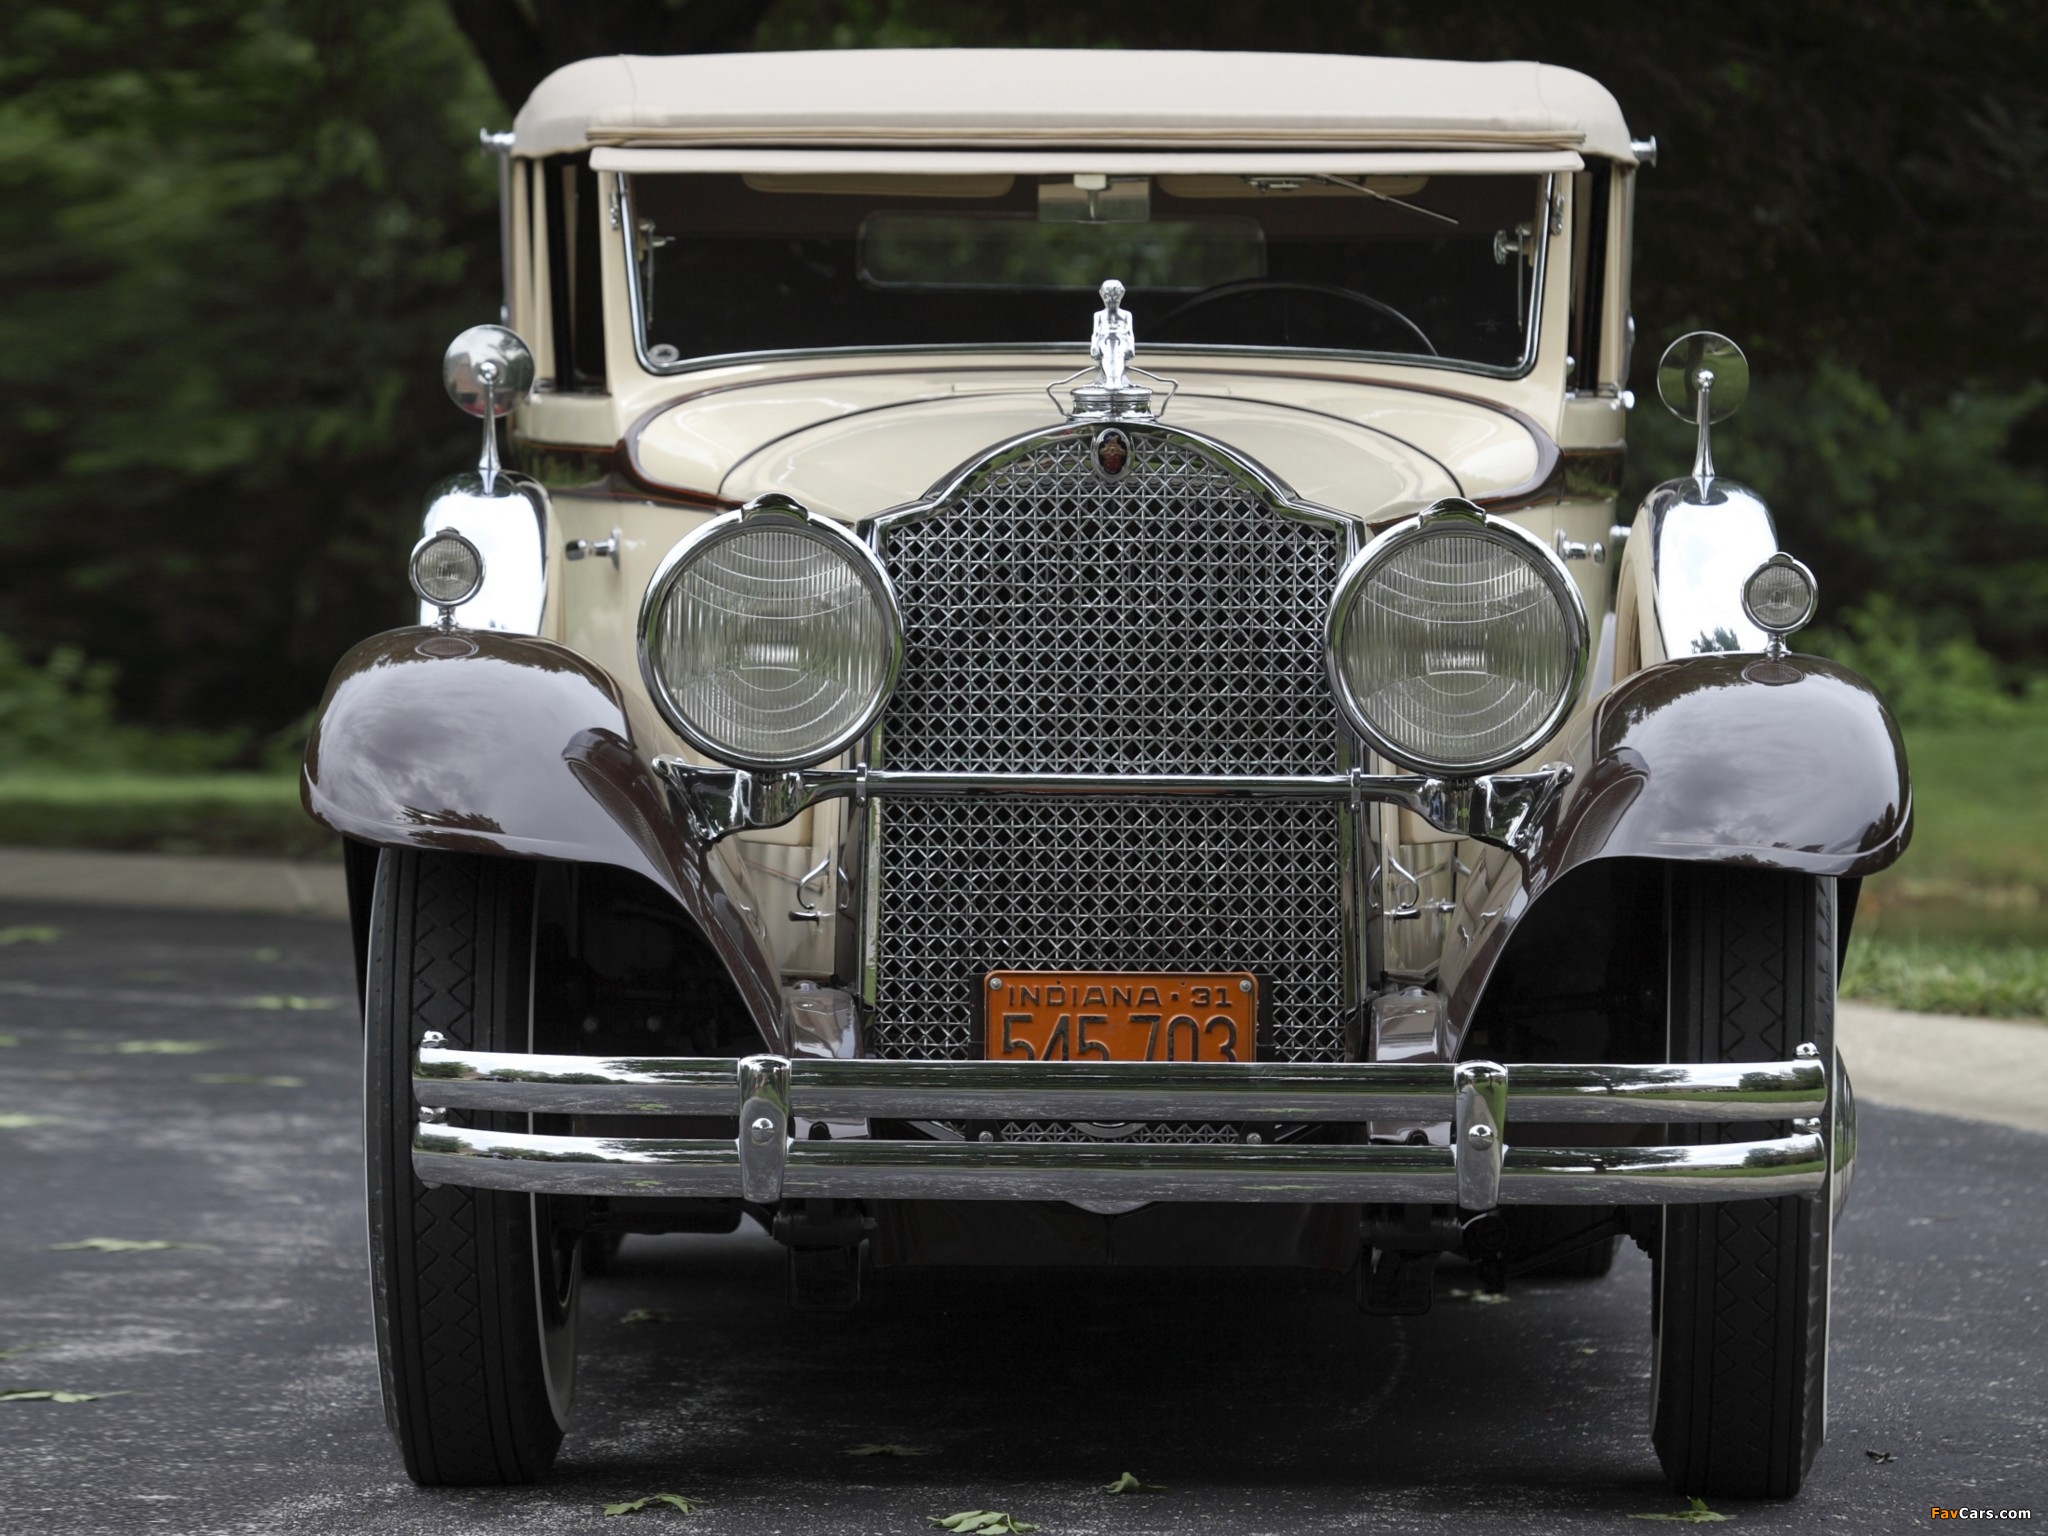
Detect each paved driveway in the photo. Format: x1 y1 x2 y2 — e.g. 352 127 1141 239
0 901 2039 1534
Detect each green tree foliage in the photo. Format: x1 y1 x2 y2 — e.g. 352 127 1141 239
2 0 2044 742
0 1 498 734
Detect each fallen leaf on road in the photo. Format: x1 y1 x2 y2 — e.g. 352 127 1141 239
930 1514 1039 1533
191 1073 306 1087
602 1493 693 1516
49 1238 216 1253
1630 1496 1730 1522
619 1309 672 1325
847 1443 929 1457
0 926 58 945
0 1343 47 1358
1446 1287 1511 1305
1865 1449 1896 1464
1101 1471 1167 1494
237 995 340 1012
1 1389 129 1403
0 1035 19 1047
104 1041 222 1055
251 948 283 962
0 1114 60 1128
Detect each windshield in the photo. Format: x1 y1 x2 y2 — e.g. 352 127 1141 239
627 172 1550 373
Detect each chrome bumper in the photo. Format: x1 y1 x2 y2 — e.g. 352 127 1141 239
412 1045 1828 1210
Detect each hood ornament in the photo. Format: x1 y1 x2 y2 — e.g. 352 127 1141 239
1048 279 1177 420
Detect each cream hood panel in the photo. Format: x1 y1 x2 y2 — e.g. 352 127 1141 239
632 374 1542 521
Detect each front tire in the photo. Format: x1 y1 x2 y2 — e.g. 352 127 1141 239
1651 866 1832 1498
365 849 579 1486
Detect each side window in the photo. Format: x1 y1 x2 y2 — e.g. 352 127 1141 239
1567 167 1613 394
540 154 607 391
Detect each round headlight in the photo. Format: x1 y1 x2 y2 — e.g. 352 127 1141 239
1741 552 1817 637
410 529 484 609
1327 500 1589 776
639 496 902 770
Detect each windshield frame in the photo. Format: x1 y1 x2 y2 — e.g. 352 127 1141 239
611 170 1556 384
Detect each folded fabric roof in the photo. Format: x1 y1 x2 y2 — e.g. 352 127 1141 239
513 50 1638 164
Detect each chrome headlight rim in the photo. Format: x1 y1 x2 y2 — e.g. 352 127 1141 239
637 495 904 772
1325 498 1590 778
409 527 486 610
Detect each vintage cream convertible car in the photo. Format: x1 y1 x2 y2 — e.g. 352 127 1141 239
305 50 1909 1497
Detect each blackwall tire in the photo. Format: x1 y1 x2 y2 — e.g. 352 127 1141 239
1651 865 1832 1498
364 849 579 1486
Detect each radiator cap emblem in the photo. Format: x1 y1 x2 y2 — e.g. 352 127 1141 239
1092 425 1132 479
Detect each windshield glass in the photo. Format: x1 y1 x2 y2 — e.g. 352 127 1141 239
628 172 1549 373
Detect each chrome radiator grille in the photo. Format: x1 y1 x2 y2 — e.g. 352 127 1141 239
868 428 1352 1063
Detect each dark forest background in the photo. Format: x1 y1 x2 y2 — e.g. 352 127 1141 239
4 0 2046 759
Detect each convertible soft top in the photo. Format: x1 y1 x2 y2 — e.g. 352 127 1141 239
512 49 1638 164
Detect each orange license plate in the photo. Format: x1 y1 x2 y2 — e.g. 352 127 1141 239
985 971 1259 1062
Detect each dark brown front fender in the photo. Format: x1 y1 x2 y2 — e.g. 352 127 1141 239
302 628 786 1050
1443 653 1911 1038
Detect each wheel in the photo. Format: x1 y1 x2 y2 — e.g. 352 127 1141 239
365 848 579 1485
580 1231 626 1276
1651 866 1832 1498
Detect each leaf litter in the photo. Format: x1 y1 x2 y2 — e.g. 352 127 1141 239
0 926 59 945
1 1389 128 1403
930 1515 1039 1533
1102 1471 1167 1494
0 1114 60 1128
847 1443 929 1457
236 995 340 1012
602 1494 693 1516
1631 1496 1731 1522
101 1040 222 1055
50 1238 216 1253
191 1073 305 1087
619 1308 672 1325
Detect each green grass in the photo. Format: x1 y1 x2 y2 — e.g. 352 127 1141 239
1844 703 2048 1019
0 773 332 859
1843 933 2048 1020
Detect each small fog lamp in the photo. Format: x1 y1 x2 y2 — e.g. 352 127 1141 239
410 529 485 624
1740 552 1817 659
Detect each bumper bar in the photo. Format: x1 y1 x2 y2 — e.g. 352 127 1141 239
412 1044 1827 1211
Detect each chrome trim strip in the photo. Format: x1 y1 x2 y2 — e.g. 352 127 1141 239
1497 1136 1826 1203
411 1119 1825 1206
794 1059 1452 1122
415 1048 737 1113
415 1047 1825 1125
652 759 1573 851
414 1126 742 1197
612 170 1556 385
1503 1060 1826 1121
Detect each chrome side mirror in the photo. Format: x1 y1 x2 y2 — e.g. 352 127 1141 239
418 325 547 634
1656 331 1748 493
443 325 535 487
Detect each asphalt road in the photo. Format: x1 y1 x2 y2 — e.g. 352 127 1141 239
0 900 2040 1536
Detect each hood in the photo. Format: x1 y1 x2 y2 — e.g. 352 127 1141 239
627 366 1550 522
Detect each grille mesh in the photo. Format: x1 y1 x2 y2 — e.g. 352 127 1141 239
870 429 1352 1064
